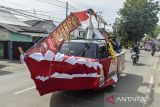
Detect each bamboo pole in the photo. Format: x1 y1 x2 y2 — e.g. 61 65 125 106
18 47 24 54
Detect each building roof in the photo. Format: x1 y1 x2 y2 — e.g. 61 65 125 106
23 20 56 33
0 23 21 32
0 6 56 35
16 25 48 33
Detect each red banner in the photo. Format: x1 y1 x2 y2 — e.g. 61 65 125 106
25 13 81 55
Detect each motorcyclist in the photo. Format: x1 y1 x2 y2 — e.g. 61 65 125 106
131 44 139 60
151 43 156 51
151 43 156 56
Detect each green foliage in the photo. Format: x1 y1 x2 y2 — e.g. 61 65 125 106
113 0 160 43
148 25 160 38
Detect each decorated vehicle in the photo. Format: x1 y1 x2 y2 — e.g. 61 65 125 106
19 9 125 96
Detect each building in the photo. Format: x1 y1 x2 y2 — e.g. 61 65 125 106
0 7 56 60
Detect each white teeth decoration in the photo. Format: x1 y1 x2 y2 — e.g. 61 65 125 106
36 76 49 82
112 74 118 83
36 72 101 81
29 50 103 70
84 60 93 68
50 72 73 79
92 62 98 70
20 54 25 64
29 53 44 62
54 53 64 62
98 63 103 69
65 56 77 65
76 58 86 64
44 50 55 61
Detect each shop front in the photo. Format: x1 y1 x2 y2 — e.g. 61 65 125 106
0 28 33 60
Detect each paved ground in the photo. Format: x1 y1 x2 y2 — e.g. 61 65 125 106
152 53 160 107
0 50 159 107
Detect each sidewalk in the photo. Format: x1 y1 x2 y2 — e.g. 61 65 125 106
0 59 25 72
154 52 160 94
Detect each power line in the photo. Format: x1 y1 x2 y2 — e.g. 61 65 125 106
48 0 66 6
36 0 77 19
1 0 36 10
0 5 65 20
0 6 61 23
14 8 64 20
13 9 66 18
49 0 79 11
0 0 66 16
0 0 79 23
37 0 66 9
38 0 78 11
54 0 65 4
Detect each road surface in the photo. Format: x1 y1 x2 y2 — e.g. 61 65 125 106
0 50 159 107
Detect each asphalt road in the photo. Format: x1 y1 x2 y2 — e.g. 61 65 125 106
0 50 158 107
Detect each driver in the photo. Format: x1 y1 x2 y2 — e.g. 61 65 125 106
131 44 139 60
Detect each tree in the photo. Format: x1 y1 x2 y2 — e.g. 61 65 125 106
113 0 160 43
148 25 160 38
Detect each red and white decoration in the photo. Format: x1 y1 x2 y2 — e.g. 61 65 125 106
23 50 118 96
22 9 120 96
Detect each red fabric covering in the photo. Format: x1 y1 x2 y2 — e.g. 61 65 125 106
73 11 89 22
25 57 112 96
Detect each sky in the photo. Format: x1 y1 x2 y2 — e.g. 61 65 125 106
0 0 159 26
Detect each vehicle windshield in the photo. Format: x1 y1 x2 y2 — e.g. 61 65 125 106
60 42 97 58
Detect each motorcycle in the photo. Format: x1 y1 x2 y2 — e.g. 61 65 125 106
131 52 138 65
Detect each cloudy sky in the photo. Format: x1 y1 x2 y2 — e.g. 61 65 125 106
0 0 159 25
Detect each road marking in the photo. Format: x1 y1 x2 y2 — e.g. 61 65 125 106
14 86 35 95
149 75 154 84
143 56 158 106
146 76 154 94
153 57 159 70
143 75 154 107
153 61 156 69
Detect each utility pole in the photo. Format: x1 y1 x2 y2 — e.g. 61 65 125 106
66 2 68 18
34 9 36 20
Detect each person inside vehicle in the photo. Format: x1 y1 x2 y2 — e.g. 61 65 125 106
108 35 121 53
